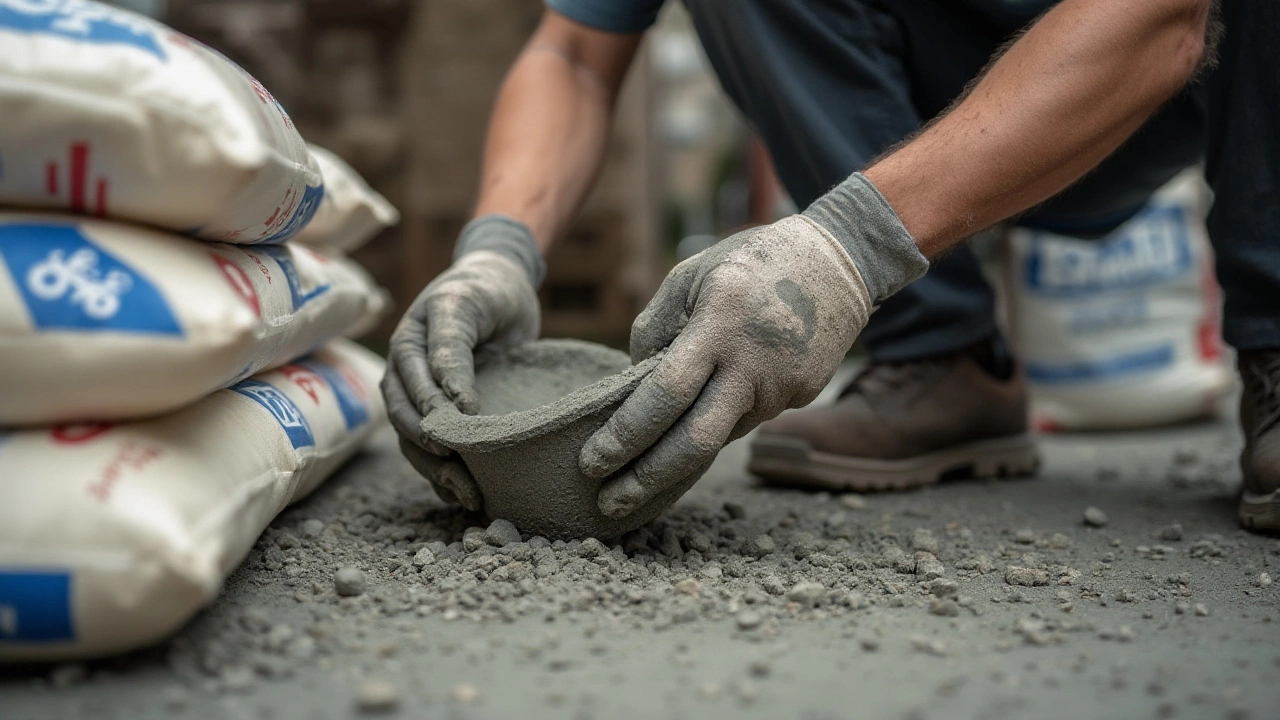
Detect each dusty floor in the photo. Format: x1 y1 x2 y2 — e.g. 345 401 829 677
3 377 1279 720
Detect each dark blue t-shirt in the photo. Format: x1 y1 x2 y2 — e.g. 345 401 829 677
546 0 1053 34
544 0 1060 209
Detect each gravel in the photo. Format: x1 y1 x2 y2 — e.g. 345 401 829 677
333 567 366 597
1004 566 1050 587
484 519 522 547
356 680 401 713
3 380 1277 720
1083 507 1110 527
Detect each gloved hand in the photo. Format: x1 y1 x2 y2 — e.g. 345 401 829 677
382 214 545 510
579 173 930 518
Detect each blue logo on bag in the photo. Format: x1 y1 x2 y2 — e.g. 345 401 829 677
301 359 370 431
257 181 325 245
0 570 75 643
1024 343 1176 384
231 379 315 450
0 223 183 335
1024 205 1193 298
255 244 330 311
0 0 166 61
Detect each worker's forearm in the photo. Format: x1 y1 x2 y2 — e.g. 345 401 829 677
472 34 634 254
865 0 1211 257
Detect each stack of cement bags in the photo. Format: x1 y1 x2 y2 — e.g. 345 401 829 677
0 0 399 661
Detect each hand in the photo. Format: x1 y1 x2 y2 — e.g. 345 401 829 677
579 173 929 518
382 215 544 509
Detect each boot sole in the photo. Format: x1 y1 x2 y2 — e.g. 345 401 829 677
748 433 1041 492
1238 490 1280 533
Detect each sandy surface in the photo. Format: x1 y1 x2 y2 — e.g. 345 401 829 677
3 375 1278 720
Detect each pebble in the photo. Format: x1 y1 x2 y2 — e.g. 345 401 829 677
748 659 772 677
929 579 959 599
1158 523 1184 542
745 534 776 558
453 683 480 704
485 519 522 547
909 634 949 657
914 552 945 580
735 610 763 631
675 578 701 596
723 501 747 519
300 519 325 537
1083 507 1109 527
356 680 401 714
858 635 880 652
911 529 939 554
1194 603 1210 617
412 548 437 568
1013 529 1036 545
786 581 826 606
839 494 867 510
1004 566 1049 587
1258 572 1272 588
333 567 366 597
929 598 960 617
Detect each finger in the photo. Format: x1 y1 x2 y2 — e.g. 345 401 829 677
430 481 461 507
629 261 698 363
382 356 452 455
579 334 715 479
398 437 483 512
598 375 753 518
425 296 481 414
389 313 442 419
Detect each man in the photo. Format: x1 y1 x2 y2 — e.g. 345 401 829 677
384 0 1280 532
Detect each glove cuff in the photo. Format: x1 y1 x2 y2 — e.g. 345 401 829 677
454 214 547 287
802 172 930 304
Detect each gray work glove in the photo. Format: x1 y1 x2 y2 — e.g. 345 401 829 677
382 214 545 510
579 173 930 518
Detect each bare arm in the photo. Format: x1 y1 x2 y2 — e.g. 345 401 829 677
865 0 1213 257
472 10 643 253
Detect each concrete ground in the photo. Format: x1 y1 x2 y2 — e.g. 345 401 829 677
3 377 1279 720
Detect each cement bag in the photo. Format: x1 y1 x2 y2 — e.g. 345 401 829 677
294 145 399 253
0 340 385 662
0 0 323 243
1006 172 1229 431
0 213 388 425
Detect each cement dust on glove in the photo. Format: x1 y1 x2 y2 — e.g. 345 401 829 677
580 173 931 519
384 215 544 511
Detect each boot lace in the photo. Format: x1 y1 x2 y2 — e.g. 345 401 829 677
838 356 949 401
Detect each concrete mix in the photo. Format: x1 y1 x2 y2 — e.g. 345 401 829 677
423 339 709 539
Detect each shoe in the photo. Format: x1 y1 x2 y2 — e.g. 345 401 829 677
748 339 1039 491
1237 349 1280 532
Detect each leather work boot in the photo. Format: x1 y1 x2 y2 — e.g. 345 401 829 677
748 340 1039 491
1237 349 1280 532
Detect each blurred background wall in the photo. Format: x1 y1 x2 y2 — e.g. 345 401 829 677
151 0 766 350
